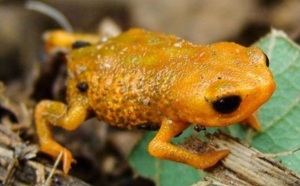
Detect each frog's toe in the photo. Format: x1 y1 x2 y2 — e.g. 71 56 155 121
62 148 74 174
39 139 75 174
201 150 229 168
191 149 229 169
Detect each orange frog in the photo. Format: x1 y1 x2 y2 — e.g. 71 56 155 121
35 29 276 173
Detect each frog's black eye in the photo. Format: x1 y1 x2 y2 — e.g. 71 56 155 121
212 95 241 114
264 53 269 67
72 41 91 49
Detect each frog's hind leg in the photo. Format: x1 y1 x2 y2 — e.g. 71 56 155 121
35 100 90 173
148 118 229 169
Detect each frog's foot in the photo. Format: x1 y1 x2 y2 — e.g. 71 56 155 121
40 139 75 174
149 139 229 169
188 150 229 169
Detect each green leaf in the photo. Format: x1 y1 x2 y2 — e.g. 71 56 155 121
252 30 300 172
128 30 300 185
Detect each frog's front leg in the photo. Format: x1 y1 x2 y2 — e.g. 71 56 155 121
241 112 261 131
148 118 229 169
35 100 90 173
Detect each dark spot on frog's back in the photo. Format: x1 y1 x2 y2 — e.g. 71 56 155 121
136 123 160 131
76 82 88 92
72 41 91 49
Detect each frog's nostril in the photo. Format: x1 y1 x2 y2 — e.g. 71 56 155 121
212 95 241 114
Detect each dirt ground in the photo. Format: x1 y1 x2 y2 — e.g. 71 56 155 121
0 0 300 185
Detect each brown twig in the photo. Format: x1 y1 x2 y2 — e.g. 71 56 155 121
191 132 300 186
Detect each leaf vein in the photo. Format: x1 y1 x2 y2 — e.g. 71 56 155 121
264 94 300 131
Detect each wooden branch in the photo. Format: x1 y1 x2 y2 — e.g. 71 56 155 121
192 132 300 186
0 83 92 186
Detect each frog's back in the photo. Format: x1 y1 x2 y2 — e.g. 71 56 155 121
67 29 203 128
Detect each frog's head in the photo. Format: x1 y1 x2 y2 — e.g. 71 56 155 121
172 42 276 127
